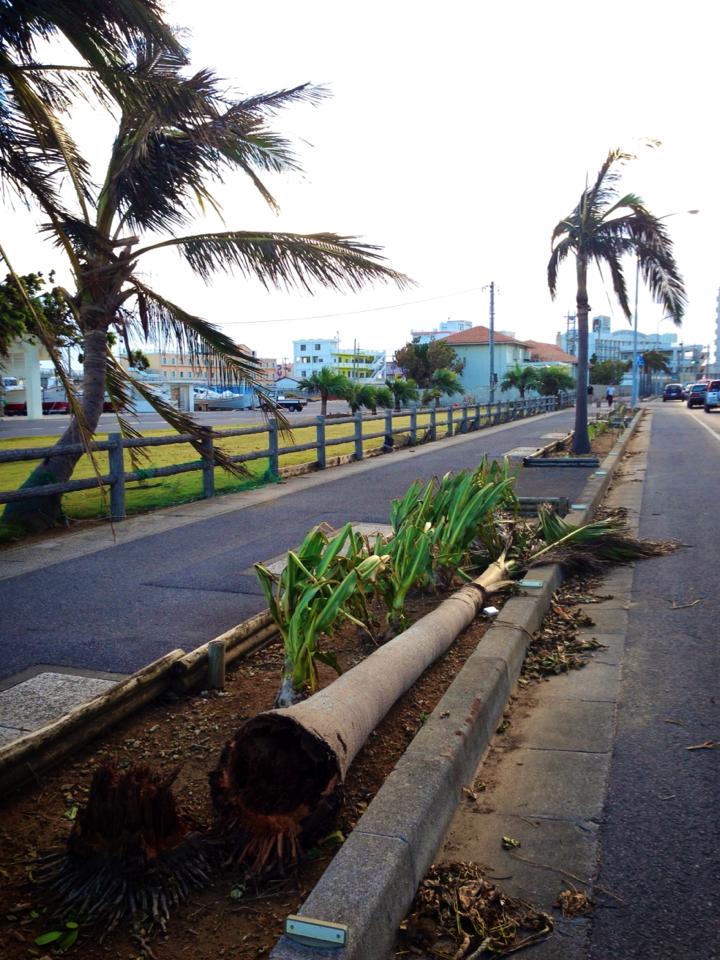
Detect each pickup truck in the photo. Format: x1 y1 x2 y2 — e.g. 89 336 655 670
272 395 308 412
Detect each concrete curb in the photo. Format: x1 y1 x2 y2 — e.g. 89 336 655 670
270 411 643 960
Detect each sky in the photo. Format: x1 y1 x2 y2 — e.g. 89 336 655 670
5 0 719 363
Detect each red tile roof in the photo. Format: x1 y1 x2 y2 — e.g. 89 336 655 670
524 340 578 364
444 325 528 346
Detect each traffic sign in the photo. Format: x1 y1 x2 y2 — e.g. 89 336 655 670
636 355 645 367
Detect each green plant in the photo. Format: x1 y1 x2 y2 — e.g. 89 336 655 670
255 523 386 705
36 921 79 952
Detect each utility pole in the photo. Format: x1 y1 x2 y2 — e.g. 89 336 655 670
489 281 495 402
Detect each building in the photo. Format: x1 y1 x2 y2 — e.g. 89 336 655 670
0 338 43 417
410 318 472 345
291 338 386 382
524 341 578 368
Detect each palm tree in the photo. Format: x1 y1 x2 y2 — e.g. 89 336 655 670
3 49 408 529
500 363 538 399
641 349 671 375
386 377 418 412
548 149 686 453
535 365 575 399
299 368 352 417
426 368 463 407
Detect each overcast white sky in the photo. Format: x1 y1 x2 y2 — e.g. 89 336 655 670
6 0 719 361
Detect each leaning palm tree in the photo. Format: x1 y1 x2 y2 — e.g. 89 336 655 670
3 47 408 529
299 368 352 417
500 363 538 399
548 148 686 453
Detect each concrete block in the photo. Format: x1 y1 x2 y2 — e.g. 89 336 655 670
270 832 416 960
535 662 621 702
488 748 611 820
478 625 530 681
0 725 19 746
0 672 116 732
355 656 510 881
519 698 615 753
442 812 600 908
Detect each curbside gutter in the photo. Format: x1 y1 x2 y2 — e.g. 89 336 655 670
270 408 644 960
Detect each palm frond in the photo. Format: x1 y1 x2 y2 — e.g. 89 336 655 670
595 252 631 318
547 236 572 298
104 358 150 471
137 230 412 291
126 281 262 385
121 366 250 478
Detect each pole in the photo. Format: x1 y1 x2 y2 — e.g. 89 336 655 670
631 259 640 407
489 281 495 403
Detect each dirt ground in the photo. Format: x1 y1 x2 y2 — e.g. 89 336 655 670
0 593 491 960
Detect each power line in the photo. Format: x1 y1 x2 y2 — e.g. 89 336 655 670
218 285 486 325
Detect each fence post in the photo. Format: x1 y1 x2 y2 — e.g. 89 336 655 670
447 406 453 437
108 432 126 521
410 407 418 445
475 403 481 428
207 639 226 690
354 411 363 461
200 427 215 499
383 409 394 451
429 406 437 441
316 416 326 469
268 418 279 477
461 404 468 433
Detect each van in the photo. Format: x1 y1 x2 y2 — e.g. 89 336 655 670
704 380 720 413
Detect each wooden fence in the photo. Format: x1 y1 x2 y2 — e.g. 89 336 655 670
0 396 570 520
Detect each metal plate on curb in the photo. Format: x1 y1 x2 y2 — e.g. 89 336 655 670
285 915 348 948
570 503 588 511
594 470 608 476
518 579 545 589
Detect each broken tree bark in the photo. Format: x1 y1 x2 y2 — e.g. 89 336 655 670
210 559 509 871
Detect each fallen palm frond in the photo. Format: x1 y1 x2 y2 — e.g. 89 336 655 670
34 762 210 932
525 505 678 576
399 861 553 957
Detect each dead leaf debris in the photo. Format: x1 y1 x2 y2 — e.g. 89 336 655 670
399 862 553 958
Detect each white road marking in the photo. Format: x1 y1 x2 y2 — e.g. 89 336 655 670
686 408 720 447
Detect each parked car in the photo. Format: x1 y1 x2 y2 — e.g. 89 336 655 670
662 383 684 402
686 383 708 408
704 380 720 413
682 382 694 399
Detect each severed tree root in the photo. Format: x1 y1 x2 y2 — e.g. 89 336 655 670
34 761 211 932
209 713 342 874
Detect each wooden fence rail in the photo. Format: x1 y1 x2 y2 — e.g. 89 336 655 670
0 396 572 517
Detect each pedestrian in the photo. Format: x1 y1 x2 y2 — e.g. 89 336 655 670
587 383 594 400
606 385 615 408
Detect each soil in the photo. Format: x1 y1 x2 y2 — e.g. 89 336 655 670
0 592 492 960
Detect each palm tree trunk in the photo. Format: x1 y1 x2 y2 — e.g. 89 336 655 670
573 257 591 454
3 329 108 530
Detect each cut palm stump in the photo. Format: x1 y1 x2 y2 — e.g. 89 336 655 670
210 559 510 873
35 762 210 930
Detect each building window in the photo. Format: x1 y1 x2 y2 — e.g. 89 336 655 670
171 371 176 379
314 355 322 362
162 356 167 365
171 357 176 364
315 343 321 351
163 371 167 378
179 371 184 378
300 344 306 351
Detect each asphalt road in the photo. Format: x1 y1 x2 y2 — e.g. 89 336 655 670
588 402 720 958
0 409 581 682
0 400 350 439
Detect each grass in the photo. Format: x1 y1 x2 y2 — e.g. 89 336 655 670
0 408 480 543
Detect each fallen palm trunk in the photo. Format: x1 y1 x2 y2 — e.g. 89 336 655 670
210 558 511 871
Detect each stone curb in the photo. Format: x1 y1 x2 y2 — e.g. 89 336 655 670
270 411 643 960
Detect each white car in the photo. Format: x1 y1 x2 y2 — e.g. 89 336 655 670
704 379 720 413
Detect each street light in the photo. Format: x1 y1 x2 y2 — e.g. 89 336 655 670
630 209 699 407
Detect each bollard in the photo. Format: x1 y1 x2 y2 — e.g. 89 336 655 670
207 639 226 690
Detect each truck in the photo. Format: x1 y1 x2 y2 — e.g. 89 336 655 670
273 395 308 412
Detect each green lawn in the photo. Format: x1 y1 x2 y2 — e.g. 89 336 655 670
0 409 469 542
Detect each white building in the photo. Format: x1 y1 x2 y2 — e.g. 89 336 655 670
410 318 472 345
291 338 386 382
